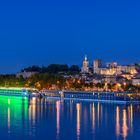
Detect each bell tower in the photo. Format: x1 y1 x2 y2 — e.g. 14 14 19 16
81 55 89 73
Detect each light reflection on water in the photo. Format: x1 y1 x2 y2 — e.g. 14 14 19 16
56 101 60 140
116 106 120 139
92 103 95 132
0 96 140 140
76 103 81 140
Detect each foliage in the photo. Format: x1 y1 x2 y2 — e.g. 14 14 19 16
26 73 66 89
22 64 80 74
0 75 25 87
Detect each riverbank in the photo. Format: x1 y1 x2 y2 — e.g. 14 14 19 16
43 90 140 104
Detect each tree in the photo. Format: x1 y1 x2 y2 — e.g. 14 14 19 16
46 64 69 73
69 65 80 74
95 83 105 88
22 65 41 72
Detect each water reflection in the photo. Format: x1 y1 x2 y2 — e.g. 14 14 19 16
0 96 139 140
122 109 128 140
129 104 133 134
29 97 36 125
56 101 60 140
116 106 120 139
76 103 81 140
70 100 73 121
92 103 95 131
8 107 10 134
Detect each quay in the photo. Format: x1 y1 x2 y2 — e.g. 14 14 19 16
43 90 140 104
0 87 39 97
0 87 140 104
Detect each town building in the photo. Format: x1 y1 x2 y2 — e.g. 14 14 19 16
132 78 140 86
16 71 38 79
103 75 117 84
81 55 89 73
93 59 102 74
132 74 140 85
95 65 137 77
81 56 140 86
106 62 118 68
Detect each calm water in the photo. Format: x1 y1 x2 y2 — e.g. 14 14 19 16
0 96 140 140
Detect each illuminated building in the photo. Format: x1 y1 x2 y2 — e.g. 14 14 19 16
16 71 38 79
95 65 137 76
93 59 102 74
121 73 133 80
106 62 118 68
104 75 117 84
81 55 89 73
132 78 140 86
117 65 137 75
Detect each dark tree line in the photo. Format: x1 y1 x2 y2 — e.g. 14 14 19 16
22 64 80 74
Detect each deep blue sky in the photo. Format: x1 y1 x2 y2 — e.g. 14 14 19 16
0 0 140 73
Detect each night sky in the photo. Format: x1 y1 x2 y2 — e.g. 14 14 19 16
0 0 140 73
